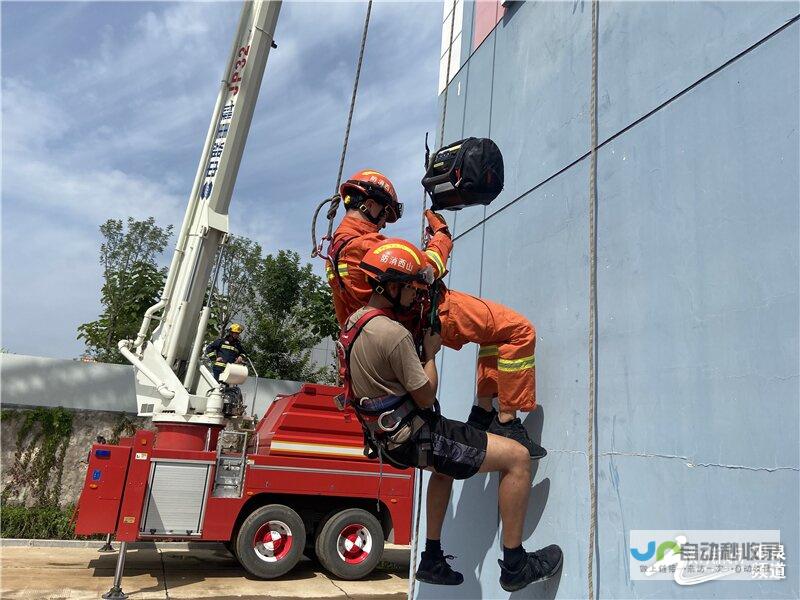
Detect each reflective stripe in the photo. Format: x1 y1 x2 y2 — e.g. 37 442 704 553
221 344 237 351
372 243 421 264
270 439 365 458
214 361 226 367
478 345 499 358
497 356 535 372
327 263 347 280
424 249 446 276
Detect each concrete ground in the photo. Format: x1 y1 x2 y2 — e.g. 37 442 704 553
0 542 410 599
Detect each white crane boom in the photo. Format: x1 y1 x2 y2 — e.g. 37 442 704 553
120 0 281 425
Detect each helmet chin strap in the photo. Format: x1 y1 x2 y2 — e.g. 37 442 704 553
374 283 409 313
359 203 385 226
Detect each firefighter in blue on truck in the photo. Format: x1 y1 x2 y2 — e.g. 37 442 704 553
336 238 563 591
205 323 247 381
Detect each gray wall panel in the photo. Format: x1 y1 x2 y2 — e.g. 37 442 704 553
597 455 800 598
482 161 591 455
460 0 476 68
426 3 799 597
598 1 799 141
455 29 496 237
488 0 591 215
438 67 467 148
596 23 800 469
479 161 592 599
436 63 468 239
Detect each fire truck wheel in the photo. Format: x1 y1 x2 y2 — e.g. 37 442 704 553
236 504 306 579
315 508 384 580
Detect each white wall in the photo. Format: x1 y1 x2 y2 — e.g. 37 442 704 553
0 354 301 417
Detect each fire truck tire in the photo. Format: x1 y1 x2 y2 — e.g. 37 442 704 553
315 508 384 580
236 504 306 579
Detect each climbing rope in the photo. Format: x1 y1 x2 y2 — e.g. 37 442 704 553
587 0 600 598
310 1 373 257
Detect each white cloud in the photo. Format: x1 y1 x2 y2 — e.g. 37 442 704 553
2 1 442 359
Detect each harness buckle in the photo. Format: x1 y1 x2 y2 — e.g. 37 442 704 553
334 393 347 411
377 409 401 433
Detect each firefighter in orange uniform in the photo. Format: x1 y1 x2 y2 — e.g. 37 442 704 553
326 169 545 458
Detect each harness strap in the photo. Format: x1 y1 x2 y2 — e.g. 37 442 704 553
337 307 394 402
336 308 433 471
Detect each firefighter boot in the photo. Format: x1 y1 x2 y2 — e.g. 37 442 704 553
488 416 547 460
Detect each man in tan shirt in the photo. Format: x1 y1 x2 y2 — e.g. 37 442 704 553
342 239 562 591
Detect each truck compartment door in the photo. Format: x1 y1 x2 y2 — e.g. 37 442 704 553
75 445 132 535
141 460 212 536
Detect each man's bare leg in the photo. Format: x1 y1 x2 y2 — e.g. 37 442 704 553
497 408 518 424
478 395 522 426
478 432 562 589
417 472 462 586
478 432 531 547
425 472 453 540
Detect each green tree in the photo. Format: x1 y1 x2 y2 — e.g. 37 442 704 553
247 250 338 382
206 235 262 342
77 217 172 363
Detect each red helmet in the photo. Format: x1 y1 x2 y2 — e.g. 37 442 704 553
340 170 403 223
360 238 434 290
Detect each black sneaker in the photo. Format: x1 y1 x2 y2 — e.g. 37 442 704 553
416 551 464 585
488 416 547 460
498 544 563 592
466 405 497 430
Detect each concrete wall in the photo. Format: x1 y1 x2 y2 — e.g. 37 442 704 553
0 407 153 508
418 2 799 599
0 354 302 418
0 354 305 507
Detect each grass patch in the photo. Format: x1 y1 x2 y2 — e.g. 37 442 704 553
0 502 78 539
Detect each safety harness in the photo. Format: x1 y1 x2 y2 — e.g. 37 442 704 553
334 309 433 471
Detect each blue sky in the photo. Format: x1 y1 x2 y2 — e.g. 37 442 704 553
1 1 442 359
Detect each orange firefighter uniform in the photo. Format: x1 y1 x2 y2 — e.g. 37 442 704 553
327 213 537 412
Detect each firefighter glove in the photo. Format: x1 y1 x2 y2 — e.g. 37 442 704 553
424 209 451 238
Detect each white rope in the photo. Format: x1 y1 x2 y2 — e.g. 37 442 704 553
587 0 600 598
320 0 373 247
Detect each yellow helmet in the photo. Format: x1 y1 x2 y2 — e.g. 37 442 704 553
229 323 243 334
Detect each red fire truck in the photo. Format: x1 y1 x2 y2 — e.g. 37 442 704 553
75 384 414 587
73 3 415 598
